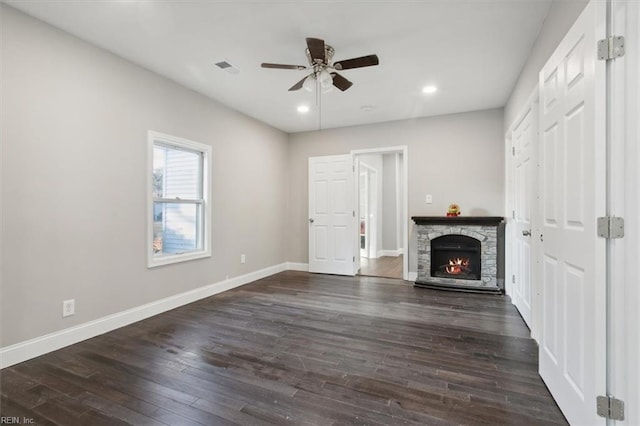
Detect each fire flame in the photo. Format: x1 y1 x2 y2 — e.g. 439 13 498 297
445 257 470 275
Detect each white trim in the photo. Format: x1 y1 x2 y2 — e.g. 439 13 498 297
0 263 288 369
351 146 405 156
147 130 212 268
407 272 417 282
504 131 514 298
380 249 402 257
359 160 378 259
351 146 409 281
610 1 640 423
353 157 362 274
286 262 309 271
395 153 403 256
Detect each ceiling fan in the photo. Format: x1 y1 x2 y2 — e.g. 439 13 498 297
261 37 379 92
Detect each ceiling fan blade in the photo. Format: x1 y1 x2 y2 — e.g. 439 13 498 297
331 72 353 91
261 63 307 70
333 54 379 70
288 75 309 91
306 37 326 63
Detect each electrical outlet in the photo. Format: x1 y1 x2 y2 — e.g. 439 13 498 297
62 299 75 317
425 194 433 204
240 254 246 264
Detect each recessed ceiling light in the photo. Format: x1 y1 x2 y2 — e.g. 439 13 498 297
361 105 375 112
422 85 438 94
297 105 310 114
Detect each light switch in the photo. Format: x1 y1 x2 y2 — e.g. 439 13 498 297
425 194 433 204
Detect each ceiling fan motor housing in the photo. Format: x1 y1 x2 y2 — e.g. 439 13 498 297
305 44 335 66
260 37 378 92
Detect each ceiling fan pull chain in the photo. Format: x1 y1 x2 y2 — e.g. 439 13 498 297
318 78 322 131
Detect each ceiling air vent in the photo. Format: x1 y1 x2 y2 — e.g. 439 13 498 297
214 61 240 75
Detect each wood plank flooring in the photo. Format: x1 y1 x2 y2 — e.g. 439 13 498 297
359 255 403 279
0 271 567 425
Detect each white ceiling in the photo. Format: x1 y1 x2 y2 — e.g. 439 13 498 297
6 0 552 133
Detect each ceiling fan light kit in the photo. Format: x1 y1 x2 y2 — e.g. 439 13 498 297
261 37 379 93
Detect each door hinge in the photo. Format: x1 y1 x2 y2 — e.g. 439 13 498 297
353 210 355 217
353 256 355 262
597 216 624 239
512 210 515 219
511 275 515 284
512 146 515 156
597 395 625 421
598 36 625 61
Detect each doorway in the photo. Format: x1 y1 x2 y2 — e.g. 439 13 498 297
352 147 408 280
358 161 377 259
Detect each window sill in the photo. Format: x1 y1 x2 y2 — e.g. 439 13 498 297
148 250 211 268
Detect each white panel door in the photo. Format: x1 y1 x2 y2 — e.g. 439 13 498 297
309 155 355 275
512 106 535 328
538 1 606 424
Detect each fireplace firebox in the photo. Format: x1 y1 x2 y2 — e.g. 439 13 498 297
430 235 481 281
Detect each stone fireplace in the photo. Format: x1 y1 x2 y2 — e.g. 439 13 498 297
412 216 505 293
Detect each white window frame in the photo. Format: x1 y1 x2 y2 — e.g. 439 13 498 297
147 131 212 268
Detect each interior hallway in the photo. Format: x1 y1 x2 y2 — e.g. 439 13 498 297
359 255 403 279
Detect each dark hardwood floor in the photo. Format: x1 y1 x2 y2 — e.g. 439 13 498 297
359 255 403 279
0 271 566 425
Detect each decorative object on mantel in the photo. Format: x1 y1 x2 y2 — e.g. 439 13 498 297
411 216 505 294
446 203 460 216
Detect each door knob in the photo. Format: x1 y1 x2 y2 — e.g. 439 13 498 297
309 218 314 224
522 230 531 236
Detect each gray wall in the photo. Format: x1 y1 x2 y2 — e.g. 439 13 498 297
1 6 289 347
287 108 505 272
504 0 588 128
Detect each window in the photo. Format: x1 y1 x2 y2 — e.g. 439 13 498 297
148 131 211 267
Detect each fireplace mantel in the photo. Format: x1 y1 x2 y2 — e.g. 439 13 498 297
412 216 504 226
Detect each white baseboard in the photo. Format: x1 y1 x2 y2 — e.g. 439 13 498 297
286 262 309 272
380 249 402 257
408 272 417 282
0 262 289 369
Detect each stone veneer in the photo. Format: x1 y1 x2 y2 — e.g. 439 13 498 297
415 220 502 290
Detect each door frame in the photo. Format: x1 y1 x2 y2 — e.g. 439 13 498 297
358 160 378 258
351 146 409 281
609 0 640 422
